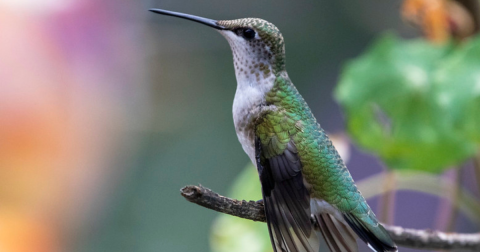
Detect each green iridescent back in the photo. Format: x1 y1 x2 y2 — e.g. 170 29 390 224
256 75 379 224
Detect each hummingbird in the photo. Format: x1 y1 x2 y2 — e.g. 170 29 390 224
150 9 398 252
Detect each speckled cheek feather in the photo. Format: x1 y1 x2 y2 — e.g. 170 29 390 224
218 30 276 90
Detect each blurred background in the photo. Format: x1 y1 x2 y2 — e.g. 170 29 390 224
0 0 479 252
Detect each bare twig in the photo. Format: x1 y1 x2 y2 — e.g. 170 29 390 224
181 184 265 222
181 185 480 251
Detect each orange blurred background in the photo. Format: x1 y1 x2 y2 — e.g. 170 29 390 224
0 1 144 251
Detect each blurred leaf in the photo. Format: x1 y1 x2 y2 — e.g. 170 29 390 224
336 33 480 172
434 37 480 143
210 164 272 252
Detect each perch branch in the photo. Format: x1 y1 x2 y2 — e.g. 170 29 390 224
181 185 480 251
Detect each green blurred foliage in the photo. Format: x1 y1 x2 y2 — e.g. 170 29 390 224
336 33 480 173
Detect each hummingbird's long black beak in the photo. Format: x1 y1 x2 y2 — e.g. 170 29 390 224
149 9 227 30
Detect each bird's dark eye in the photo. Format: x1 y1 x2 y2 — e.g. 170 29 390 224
242 28 256 40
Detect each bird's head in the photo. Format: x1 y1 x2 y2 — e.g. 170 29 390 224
150 9 287 81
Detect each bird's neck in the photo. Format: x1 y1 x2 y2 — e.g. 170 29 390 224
232 68 291 123
230 43 289 119
232 60 289 108
232 69 291 163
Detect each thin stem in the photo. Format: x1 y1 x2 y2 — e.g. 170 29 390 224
474 152 480 196
434 168 460 232
434 168 462 252
378 170 396 225
447 168 461 231
356 171 480 224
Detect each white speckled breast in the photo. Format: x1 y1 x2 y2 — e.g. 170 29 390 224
219 30 276 163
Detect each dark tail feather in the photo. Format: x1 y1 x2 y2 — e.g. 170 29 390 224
343 213 397 252
314 213 358 252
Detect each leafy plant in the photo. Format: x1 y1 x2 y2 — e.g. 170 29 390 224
335 33 480 172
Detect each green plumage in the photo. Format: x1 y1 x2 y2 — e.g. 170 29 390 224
256 74 393 245
257 75 360 210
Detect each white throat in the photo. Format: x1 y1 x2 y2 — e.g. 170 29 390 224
219 30 276 163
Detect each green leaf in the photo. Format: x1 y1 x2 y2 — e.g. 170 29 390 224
433 36 480 143
335 33 480 173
